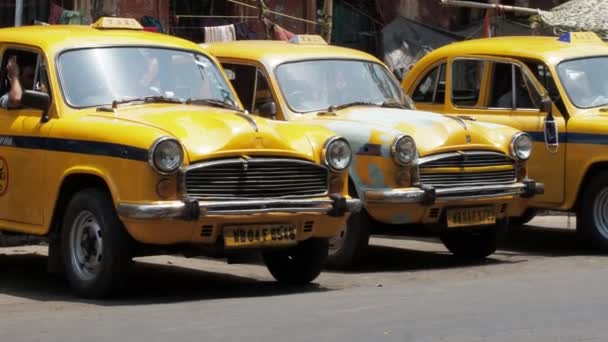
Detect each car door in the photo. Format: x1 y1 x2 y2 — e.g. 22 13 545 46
445 55 566 205
0 46 51 226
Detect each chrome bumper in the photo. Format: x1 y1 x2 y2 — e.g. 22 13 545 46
364 180 544 204
117 195 362 220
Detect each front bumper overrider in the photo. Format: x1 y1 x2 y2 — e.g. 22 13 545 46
364 180 544 205
117 195 362 221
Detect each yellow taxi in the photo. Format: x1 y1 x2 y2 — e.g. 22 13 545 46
403 32 608 248
0 19 360 298
203 36 544 268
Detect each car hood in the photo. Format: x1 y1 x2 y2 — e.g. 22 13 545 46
294 107 511 156
90 104 319 162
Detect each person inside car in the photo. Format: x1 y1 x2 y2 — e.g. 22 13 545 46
0 56 35 109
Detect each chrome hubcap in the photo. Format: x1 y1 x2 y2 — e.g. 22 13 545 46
593 188 608 240
329 223 347 256
69 210 103 281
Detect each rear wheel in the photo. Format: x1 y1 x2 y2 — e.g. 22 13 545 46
61 188 133 298
263 238 328 285
440 220 505 259
578 172 608 249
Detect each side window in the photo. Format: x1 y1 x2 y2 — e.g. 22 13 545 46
0 49 47 110
451 59 485 107
489 62 539 109
222 63 256 112
412 63 446 104
253 69 274 114
34 55 50 94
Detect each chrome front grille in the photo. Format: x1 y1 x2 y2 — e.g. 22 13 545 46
419 151 516 188
419 151 515 168
419 170 517 187
183 158 329 200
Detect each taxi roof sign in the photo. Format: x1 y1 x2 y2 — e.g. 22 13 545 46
289 35 327 45
558 32 602 44
92 17 143 30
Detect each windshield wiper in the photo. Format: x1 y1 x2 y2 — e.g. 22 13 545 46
185 98 242 112
381 101 409 109
327 101 379 112
102 96 183 110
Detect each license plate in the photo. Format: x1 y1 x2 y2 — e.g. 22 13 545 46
223 224 297 248
446 206 496 228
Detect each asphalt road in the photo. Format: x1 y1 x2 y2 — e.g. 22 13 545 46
1 214 607 342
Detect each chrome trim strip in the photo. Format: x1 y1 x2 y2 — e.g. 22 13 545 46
117 198 361 220
418 150 515 166
364 182 539 204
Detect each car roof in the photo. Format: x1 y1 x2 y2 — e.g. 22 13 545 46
0 25 203 55
428 36 608 65
202 40 380 66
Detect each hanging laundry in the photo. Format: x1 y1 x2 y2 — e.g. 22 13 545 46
204 24 237 43
141 16 164 33
234 22 258 40
48 2 64 24
59 10 86 25
272 24 295 41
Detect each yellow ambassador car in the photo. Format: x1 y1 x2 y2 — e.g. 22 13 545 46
0 19 360 298
203 36 544 268
403 32 608 248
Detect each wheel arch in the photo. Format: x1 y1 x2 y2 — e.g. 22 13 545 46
46 169 117 236
573 161 608 212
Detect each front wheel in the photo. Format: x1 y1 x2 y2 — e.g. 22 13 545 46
509 208 538 228
578 172 608 249
326 209 371 269
263 238 328 285
440 221 504 259
61 188 133 298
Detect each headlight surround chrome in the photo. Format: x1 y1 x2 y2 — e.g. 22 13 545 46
391 135 417 166
511 132 533 161
148 137 184 175
322 136 352 171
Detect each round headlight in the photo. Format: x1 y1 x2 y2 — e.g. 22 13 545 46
511 133 533 161
323 137 352 171
149 137 184 174
392 135 417 165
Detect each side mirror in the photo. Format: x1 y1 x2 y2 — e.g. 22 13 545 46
540 95 558 152
256 101 277 119
22 90 50 123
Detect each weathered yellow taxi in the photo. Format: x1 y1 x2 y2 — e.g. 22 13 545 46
403 32 608 248
203 36 544 268
0 19 360 298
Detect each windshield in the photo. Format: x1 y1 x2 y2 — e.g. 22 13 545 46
275 59 412 113
557 56 608 109
57 47 237 108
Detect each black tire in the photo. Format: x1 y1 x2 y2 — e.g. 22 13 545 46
509 208 538 228
577 171 608 249
440 220 505 259
263 238 328 285
326 210 371 269
61 188 133 298
326 182 371 269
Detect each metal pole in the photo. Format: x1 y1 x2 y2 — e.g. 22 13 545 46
14 0 23 26
440 0 540 15
323 0 333 43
